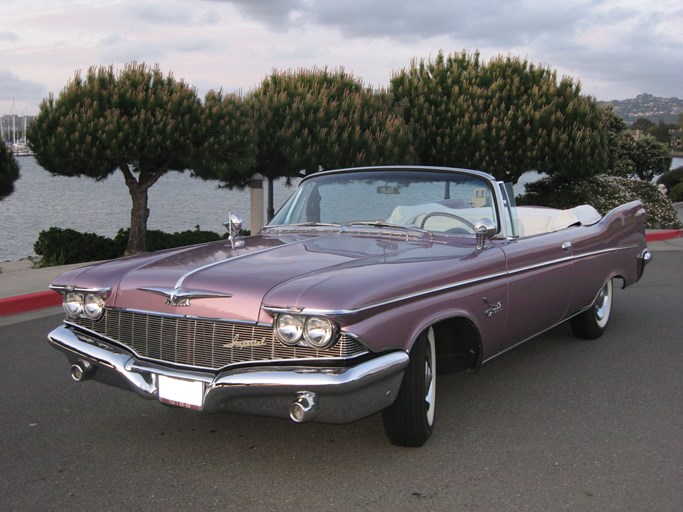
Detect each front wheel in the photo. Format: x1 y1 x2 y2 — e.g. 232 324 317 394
382 327 436 447
570 279 613 339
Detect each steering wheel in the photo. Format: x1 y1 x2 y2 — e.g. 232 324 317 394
419 212 476 233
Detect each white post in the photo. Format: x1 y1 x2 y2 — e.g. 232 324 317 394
250 173 264 235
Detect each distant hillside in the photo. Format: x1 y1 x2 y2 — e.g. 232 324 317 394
600 93 683 125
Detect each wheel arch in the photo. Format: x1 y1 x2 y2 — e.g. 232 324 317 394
611 273 627 290
412 315 483 374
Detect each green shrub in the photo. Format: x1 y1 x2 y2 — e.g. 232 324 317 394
669 182 683 202
114 228 222 252
519 175 682 229
34 227 121 266
656 166 683 192
35 226 225 267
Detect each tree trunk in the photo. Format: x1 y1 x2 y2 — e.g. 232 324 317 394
267 177 275 221
121 165 164 255
126 185 150 255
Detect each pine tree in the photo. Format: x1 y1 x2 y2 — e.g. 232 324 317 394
390 51 608 184
0 141 20 200
247 67 415 218
28 63 252 253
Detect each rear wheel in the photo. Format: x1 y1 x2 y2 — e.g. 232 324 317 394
570 279 613 339
382 327 436 447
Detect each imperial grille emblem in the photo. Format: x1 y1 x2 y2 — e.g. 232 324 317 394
223 335 268 349
139 287 232 307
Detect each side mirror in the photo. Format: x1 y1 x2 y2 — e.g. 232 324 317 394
475 218 496 250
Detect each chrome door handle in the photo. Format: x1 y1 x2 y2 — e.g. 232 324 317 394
561 241 572 251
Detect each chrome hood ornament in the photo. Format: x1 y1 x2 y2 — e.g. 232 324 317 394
139 287 232 307
224 212 244 250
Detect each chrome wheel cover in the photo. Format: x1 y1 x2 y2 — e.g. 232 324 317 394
594 280 613 328
425 327 436 426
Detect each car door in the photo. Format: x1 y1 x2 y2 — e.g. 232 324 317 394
496 230 574 352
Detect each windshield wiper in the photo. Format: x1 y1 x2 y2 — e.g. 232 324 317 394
292 222 341 227
347 221 428 234
263 222 341 230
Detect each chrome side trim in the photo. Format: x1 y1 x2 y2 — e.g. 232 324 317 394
50 285 111 294
506 255 574 276
264 269 509 316
574 244 640 260
264 244 640 316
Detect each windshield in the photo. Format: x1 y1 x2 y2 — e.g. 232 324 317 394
270 169 498 235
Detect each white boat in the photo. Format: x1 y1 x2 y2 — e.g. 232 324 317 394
11 141 35 157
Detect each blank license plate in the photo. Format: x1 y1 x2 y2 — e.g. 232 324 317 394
158 375 204 410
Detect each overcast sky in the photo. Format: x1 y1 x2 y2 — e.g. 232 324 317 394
1 0 681 116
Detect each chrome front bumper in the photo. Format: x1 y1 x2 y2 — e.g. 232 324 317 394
47 324 409 424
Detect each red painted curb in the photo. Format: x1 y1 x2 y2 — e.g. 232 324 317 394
0 290 62 316
646 229 683 242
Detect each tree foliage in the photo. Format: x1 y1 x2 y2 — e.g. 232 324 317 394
627 135 672 181
631 117 655 132
191 90 256 187
650 119 674 145
246 67 416 217
0 142 20 200
602 107 672 180
657 166 683 192
390 51 608 184
28 63 216 254
603 106 637 177
522 106 675 219
669 182 683 202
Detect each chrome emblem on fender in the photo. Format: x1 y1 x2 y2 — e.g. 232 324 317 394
139 287 232 307
483 297 503 317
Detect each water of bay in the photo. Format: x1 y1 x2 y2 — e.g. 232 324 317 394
1 157 299 261
2 157 682 262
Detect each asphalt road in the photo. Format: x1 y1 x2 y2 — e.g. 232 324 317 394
1 252 681 512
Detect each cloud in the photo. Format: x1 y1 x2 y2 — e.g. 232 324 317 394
127 1 222 27
0 0 680 114
0 31 19 42
211 0 307 28
215 0 682 99
0 70 47 103
219 0 584 45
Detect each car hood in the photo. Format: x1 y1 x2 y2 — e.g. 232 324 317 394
51 231 492 323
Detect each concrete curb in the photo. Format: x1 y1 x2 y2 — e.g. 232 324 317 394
1 229 681 318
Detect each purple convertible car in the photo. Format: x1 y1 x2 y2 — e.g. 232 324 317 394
47 166 651 446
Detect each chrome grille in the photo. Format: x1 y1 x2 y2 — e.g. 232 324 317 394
70 309 367 370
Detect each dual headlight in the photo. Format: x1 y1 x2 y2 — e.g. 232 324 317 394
63 292 106 320
274 314 339 349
